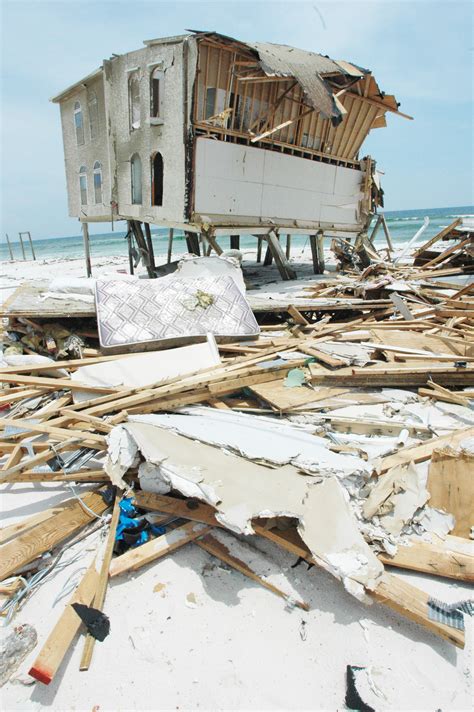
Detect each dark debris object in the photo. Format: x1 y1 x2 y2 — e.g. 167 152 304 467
71 603 110 642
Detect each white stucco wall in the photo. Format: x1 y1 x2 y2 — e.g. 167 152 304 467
106 39 187 226
59 74 111 221
193 137 364 230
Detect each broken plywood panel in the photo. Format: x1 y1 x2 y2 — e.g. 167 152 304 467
427 447 474 538
249 379 351 411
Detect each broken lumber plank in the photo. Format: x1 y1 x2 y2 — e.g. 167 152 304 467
377 426 474 474
109 521 212 578
29 561 99 685
427 448 474 539
0 387 50 406
309 362 474 387
80 494 121 671
378 535 473 582
0 353 141 375
0 491 107 581
0 416 106 446
413 218 462 257
253 525 465 648
1 470 110 484
196 532 309 611
423 237 473 269
0 499 82 545
132 492 221 526
287 305 310 326
0 373 123 393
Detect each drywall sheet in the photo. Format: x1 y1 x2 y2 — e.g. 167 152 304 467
194 137 363 226
129 407 370 478
106 422 383 597
71 338 221 402
95 274 260 353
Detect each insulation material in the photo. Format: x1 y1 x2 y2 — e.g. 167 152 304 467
95 275 259 353
363 463 429 536
129 407 370 478
105 422 383 598
70 337 221 402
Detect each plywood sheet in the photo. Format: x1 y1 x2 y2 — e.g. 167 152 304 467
427 448 474 538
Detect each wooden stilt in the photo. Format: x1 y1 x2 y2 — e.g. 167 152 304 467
309 231 325 274
126 224 134 275
230 234 240 250
263 240 273 266
18 233 26 260
81 223 92 278
369 215 382 245
144 223 156 271
205 231 223 256
381 214 394 252
266 231 297 280
286 234 291 259
5 234 14 260
131 221 154 278
185 231 200 256
256 237 263 263
167 228 174 263
26 232 36 260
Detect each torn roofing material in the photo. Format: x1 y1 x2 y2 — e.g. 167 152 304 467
189 30 366 122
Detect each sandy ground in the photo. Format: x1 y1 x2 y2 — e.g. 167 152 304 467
1 251 473 711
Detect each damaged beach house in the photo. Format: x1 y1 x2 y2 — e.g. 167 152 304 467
1 30 474 706
51 30 411 279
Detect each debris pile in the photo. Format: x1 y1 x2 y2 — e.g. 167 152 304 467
1 229 473 698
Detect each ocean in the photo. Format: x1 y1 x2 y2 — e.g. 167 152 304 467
1 206 473 263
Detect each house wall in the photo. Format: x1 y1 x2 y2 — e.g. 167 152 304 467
105 38 187 226
59 74 111 220
193 137 364 230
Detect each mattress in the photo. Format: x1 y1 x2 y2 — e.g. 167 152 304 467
95 275 260 353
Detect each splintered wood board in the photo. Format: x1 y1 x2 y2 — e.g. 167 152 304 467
0 281 95 318
369 329 466 357
249 379 350 411
0 491 107 580
378 427 474 474
427 448 474 538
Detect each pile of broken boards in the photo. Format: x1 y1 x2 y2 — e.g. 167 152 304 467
0 252 473 695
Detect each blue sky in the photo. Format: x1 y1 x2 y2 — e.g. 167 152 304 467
1 0 473 240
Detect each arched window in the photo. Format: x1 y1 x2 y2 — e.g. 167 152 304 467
79 166 87 205
128 72 141 130
151 152 164 206
88 91 99 139
74 101 84 145
93 161 102 204
150 67 164 118
130 153 142 204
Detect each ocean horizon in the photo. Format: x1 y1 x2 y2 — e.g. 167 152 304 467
1 205 473 263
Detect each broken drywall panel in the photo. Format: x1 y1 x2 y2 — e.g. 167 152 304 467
105 422 383 595
363 463 429 536
71 337 220 401
202 528 308 609
311 341 374 367
299 479 383 598
129 407 370 478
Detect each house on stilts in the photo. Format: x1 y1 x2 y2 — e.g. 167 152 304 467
52 30 411 279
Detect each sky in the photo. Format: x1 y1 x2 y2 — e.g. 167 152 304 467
1 0 473 241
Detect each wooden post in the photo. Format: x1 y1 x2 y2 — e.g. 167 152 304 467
309 231 325 274
144 223 156 271
126 223 134 275
256 237 263 263
266 231 297 280
18 233 26 260
81 222 92 278
286 234 291 259
381 214 394 252
230 234 240 250
369 215 382 246
167 228 174 264
26 232 36 260
131 221 154 278
263 239 273 266
206 230 223 256
185 231 200 256
5 234 14 260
